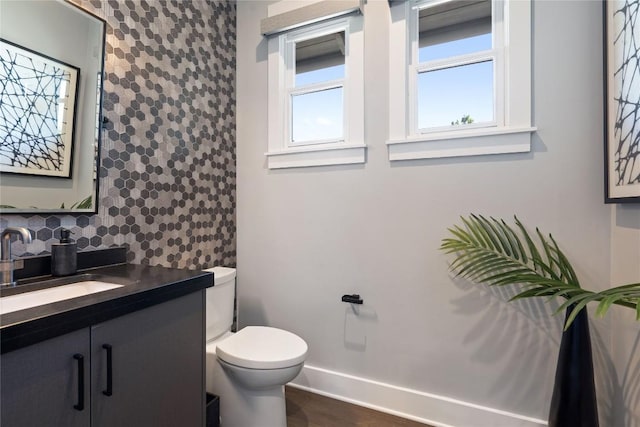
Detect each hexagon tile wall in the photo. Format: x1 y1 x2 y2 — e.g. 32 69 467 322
0 0 236 269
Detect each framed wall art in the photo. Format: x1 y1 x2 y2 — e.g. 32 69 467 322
0 38 79 178
604 0 640 203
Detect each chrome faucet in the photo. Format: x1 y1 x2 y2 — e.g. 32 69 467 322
1 227 33 287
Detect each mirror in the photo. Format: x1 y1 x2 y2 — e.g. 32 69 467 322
0 0 105 213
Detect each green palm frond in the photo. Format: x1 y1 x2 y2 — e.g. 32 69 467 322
441 215 640 329
74 195 93 209
64 195 93 210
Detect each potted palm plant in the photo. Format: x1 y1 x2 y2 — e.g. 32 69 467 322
440 214 640 427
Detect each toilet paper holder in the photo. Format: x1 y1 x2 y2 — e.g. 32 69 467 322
341 294 363 305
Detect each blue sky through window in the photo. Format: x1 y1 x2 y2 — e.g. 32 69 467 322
291 87 343 143
417 60 493 129
292 63 345 143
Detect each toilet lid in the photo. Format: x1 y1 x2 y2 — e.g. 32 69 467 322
216 326 308 369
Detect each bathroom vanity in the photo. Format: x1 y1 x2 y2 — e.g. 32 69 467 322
0 252 213 427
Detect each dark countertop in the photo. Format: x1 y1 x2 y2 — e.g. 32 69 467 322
0 263 213 354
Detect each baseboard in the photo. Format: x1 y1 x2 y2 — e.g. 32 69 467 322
289 365 547 427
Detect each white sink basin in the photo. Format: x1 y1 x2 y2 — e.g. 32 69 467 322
0 281 124 315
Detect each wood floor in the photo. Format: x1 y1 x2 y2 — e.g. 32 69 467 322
285 386 431 427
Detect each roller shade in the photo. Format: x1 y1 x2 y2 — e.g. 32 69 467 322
261 0 363 36
419 0 491 48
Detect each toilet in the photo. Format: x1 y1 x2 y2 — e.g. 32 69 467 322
204 267 308 427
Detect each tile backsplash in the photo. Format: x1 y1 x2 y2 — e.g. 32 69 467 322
0 0 236 269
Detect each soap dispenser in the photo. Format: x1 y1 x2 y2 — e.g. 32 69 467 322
51 228 77 276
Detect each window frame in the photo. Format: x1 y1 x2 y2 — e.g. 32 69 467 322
388 0 535 161
267 15 365 169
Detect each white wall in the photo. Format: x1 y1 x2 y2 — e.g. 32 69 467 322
237 1 625 425
611 205 640 427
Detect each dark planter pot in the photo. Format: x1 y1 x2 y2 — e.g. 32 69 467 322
548 305 599 427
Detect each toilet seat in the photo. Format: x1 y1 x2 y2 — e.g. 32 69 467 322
216 326 308 370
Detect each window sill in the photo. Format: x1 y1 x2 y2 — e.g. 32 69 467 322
386 127 536 161
265 143 367 169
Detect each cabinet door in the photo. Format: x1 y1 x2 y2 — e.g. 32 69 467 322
91 291 205 427
1 328 90 427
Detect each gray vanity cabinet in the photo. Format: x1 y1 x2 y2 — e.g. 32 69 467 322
0 328 91 427
1 291 205 427
91 291 205 427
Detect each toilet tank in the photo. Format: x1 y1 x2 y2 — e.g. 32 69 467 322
203 267 236 342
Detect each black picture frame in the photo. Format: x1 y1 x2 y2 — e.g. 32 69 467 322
0 38 80 179
604 0 640 203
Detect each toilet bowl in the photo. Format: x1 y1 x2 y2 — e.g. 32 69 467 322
203 267 308 427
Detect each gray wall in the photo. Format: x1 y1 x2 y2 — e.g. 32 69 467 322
1 0 236 268
237 0 620 423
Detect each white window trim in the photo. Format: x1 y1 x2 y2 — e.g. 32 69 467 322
388 0 535 161
267 15 365 169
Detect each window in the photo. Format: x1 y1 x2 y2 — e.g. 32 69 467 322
266 15 365 169
415 0 497 131
291 30 345 145
388 0 535 161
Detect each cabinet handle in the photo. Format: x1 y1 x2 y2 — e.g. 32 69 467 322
102 344 113 396
73 354 84 411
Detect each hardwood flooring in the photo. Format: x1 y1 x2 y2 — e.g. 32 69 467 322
285 386 431 427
